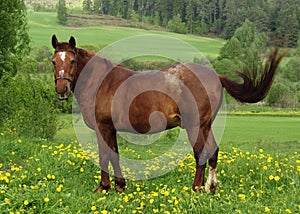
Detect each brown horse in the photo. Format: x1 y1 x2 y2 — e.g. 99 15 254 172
51 35 286 193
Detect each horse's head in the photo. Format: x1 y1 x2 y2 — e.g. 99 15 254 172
51 35 77 100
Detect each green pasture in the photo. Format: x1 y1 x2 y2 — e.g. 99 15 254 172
0 114 299 213
28 12 224 59
56 114 300 155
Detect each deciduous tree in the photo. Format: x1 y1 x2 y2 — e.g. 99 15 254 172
0 0 30 78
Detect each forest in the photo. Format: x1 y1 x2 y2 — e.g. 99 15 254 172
28 0 300 48
79 0 300 47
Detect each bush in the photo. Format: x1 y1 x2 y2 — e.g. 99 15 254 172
121 59 176 71
267 81 298 107
167 14 188 34
0 73 58 139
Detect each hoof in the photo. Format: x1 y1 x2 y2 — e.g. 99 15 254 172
205 182 217 193
192 185 205 192
94 185 110 193
115 185 125 193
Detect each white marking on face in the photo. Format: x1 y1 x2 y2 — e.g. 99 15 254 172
59 70 65 77
59 51 66 62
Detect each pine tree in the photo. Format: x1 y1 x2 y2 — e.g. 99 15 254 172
57 0 67 25
82 0 93 12
93 0 102 13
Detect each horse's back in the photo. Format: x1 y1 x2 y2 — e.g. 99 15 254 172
164 63 223 117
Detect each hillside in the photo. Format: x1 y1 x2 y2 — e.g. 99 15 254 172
67 13 165 31
28 12 225 59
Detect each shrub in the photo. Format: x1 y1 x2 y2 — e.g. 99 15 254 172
167 14 188 34
267 82 298 107
0 73 58 139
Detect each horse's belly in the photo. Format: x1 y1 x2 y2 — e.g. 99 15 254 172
113 91 181 134
113 110 181 134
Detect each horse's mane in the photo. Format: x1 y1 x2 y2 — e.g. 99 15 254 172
75 47 95 59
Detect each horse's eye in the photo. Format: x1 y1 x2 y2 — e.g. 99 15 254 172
52 60 56 65
71 60 76 65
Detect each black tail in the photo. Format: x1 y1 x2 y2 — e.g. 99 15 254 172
219 48 288 103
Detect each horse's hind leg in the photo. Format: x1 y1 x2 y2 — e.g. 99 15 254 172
187 127 206 191
204 131 218 193
188 126 218 192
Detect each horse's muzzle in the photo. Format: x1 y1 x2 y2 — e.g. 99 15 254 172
56 86 71 100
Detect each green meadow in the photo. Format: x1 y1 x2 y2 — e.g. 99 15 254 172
28 12 224 59
0 12 299 214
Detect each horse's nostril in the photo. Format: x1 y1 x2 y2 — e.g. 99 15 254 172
55 86 69 94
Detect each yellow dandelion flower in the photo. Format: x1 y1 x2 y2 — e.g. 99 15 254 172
44 197 50 203
17 139 22 143
278 187 283 191
101 210 108 214
4 198 10 204
149 199 154 204
274 176 280 181
56 186 62 193
285 209 292 214
80 168 84 173
238 194 246 201
91 206 97 211
153 209 159 213
264 207 270 212
24 200 29 206
263 166 268 170
259 148 264 153
269 175 274 180
174 199 179 205
182 186 189 191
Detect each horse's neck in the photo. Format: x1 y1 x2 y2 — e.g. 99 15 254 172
73 49 114 88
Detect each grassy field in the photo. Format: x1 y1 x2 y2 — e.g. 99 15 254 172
1 114 299 213
28 12 224 59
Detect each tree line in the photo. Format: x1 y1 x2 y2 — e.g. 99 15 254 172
79 0 300 48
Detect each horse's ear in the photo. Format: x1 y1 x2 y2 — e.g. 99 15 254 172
69 36 76 49
52 35 58 49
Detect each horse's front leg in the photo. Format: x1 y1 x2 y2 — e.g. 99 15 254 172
94 124 125 193
110 142 126 193
94 126 111 193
